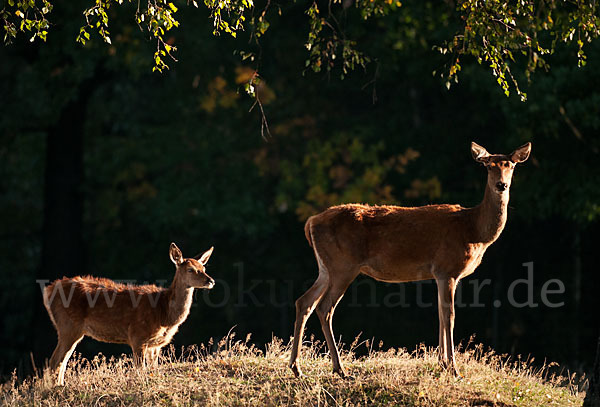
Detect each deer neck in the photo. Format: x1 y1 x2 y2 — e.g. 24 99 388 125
474 182 509 244
165 277 194 327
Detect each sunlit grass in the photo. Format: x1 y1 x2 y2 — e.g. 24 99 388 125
1 334 585 406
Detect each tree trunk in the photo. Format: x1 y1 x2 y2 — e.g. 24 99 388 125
31 74 97 369
584 333 600 407
573 228 582 367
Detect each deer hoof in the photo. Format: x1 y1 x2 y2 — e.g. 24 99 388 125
290 362 304 378
443 362 460 377
334 368 354 380
438 359 461 376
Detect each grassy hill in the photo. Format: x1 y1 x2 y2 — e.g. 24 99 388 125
1 335 585 406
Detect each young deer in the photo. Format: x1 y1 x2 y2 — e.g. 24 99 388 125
43 243 215 385
289 142 531 378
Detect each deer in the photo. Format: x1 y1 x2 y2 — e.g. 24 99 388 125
289 142 531 378
43 243 215 385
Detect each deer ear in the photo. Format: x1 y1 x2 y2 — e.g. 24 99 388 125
169 243 184 265
511 142 531 163
197 246 214 265
471 142 490 163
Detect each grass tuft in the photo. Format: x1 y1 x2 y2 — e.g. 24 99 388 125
1 334 585 406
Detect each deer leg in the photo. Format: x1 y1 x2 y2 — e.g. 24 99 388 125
289 272 329 377
437 297 447 364
131 344 148 368
49 331 84 386
148 347 160 366
436 277 458 375
315 272 358 378
154 348 161 366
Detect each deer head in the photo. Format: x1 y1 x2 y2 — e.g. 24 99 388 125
169 243 215 289
471 142 531 195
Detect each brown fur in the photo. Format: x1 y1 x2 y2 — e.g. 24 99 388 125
43 243 215 385
44 276 171 346
289 142 531 378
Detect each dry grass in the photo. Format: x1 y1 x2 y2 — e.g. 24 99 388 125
1 334 585 406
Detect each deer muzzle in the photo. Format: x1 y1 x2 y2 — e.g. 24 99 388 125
495 182 508 192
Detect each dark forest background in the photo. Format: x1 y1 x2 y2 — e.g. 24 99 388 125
1 0 599 383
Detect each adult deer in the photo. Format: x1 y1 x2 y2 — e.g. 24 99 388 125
43 243 215 385
289 142 531 377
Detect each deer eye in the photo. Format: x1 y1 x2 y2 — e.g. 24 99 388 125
187 268 196 273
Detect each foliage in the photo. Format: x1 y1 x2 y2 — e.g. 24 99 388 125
0 335 585 406
1 0 52 43
255 130 441 220
2 0 600 96
441 0 600 101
